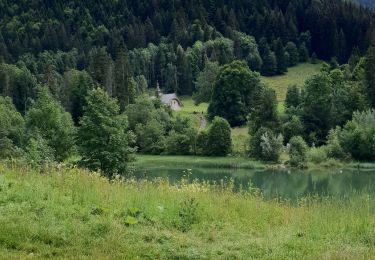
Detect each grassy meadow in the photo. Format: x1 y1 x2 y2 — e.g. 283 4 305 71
134 155 264 170
1 164 375 259
261 62 322 102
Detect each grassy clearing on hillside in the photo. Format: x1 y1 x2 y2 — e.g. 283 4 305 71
262 62 322 102
1 164 375 259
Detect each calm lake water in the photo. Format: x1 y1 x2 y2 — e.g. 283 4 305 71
134 167 375 201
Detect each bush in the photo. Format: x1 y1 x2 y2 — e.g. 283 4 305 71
339 110 375 161
289 136 308 167
25 135 55 168
260 131 283 162
175 198 199 232
250 127 282 162
196 131 209 156
326 128 348 160
307 146 328 164
0 96 25 159
282 115 304 143
26 87 75 161
135 119 166 155
206 117 232 156
165 131 191 155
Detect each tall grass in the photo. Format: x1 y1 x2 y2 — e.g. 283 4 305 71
134 155 264 170
0 163 375 258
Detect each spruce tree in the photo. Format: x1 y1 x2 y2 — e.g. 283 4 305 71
274 39 287 74
365 46 375 107
114 47 133 111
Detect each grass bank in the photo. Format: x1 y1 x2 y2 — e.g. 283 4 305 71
0 164 375 259
134 155 265 170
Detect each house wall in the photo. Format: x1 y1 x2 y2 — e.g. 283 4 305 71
170 99 181 111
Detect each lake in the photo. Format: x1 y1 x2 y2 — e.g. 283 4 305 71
134 166 375 201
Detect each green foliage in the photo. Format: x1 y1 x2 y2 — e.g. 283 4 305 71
25 87 75 161
65 69 96 123
302 73 332 144
261 48 277 76
165 131 191 155
289 136 308 167
285 42 299 67
282 114 304 144
299 43 310 62
193 61 219 104
78 88 135 177
325 128 348 160
249 127 282 162
260 131 283 162
0 96 24 158
0 63 37 113
176 198 200 232
249 86 279 133
208 60 262 126
25 134 55 168
285 85 302 108
206 117 232 156
114 48 134 111
274 38 287 74
338 110 375 161
196 131 209 156
135 119 166 155
365 46 375 107
311 53 318 64
307 146 328 164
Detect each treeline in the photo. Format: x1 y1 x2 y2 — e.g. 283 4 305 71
0 0 374 100
0 0 373 60
0 84 233 176
206 46 375 165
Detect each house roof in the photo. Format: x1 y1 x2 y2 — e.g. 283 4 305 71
160 93 182 105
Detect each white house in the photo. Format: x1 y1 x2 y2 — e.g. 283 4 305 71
156 84 183 111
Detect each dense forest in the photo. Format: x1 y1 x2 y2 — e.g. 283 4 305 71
356 0 375 9
0 0 374 99
0 0 375 175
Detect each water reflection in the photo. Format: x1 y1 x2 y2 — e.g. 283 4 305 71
134 167 375 201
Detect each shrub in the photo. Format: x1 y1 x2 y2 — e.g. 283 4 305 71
135 119 166 155
165 131 191 155
0 96 25 159
307 146 328 164
339 110 375 161
176 198 199 232
196 131 209 156
326 128 348 160
282 115 304 143
25 135 55 168
289 136 308 167
250 127 282 162
206 117 232 156
260 131 283 162
26 87 76 161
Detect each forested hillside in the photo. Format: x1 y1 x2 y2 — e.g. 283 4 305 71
0 0 374 103
357 0 375 9
1 0 375 171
